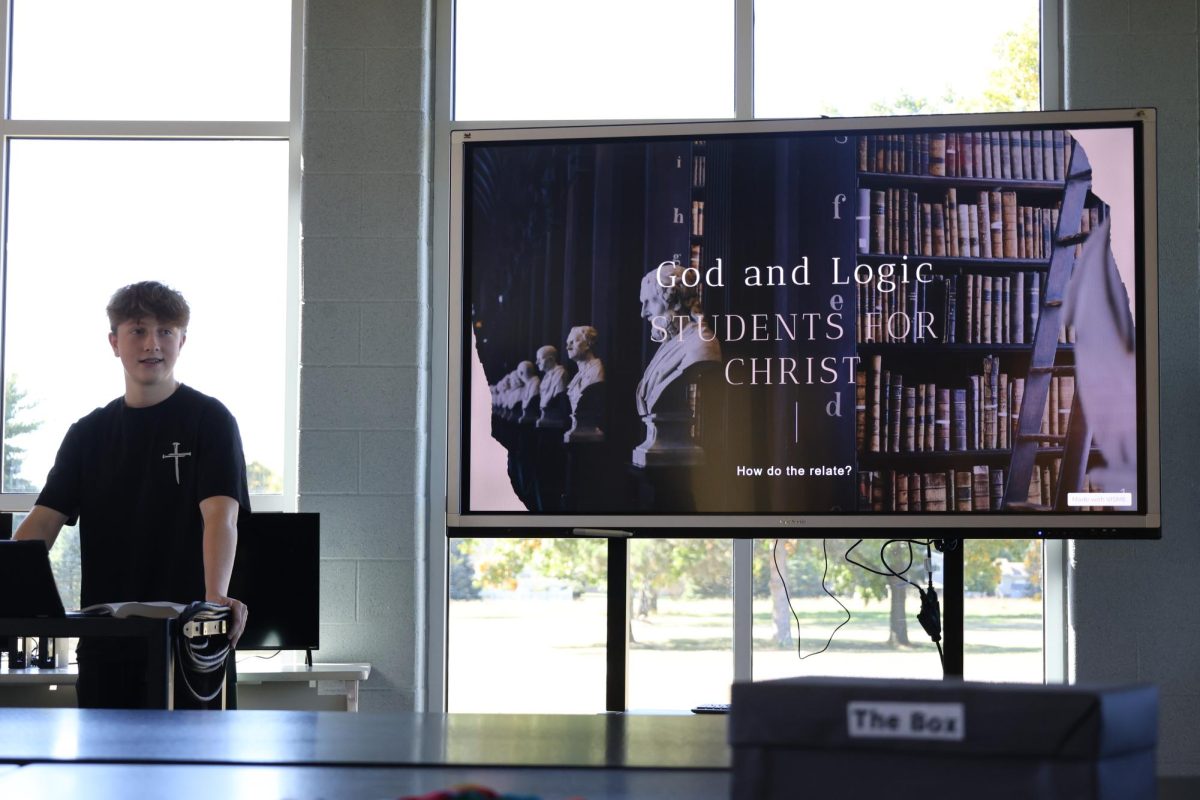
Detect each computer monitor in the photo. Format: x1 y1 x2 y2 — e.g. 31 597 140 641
0 539 66 617
228 512 320 652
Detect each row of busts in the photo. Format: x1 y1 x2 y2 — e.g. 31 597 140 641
490 265 726 464
490 325 606 441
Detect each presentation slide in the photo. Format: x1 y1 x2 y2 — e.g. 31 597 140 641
461 124 1142 518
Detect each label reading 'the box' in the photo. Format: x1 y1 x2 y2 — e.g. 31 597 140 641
846 701 965 741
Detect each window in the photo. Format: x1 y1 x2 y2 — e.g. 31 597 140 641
754 1 1040 118
1 1 301 608
454 0 735 121
10 0 291 121
447 537 609 712
449 537 736 711
437 0 1049 710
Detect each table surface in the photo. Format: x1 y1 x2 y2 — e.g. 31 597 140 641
0 661 371 685
0 708 731 770
0 762 729 800
0 708 1197 799
235 662 371 683
0 615 172 637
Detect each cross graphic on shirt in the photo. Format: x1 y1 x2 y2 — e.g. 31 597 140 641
162 441 192 485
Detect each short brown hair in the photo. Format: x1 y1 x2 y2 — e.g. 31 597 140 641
106 281 191 332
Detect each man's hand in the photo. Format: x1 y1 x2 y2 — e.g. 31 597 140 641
206 594 248 647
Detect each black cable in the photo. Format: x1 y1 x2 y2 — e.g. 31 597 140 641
879 539 924 592
845 537 945 673
773 539 851 660
176 602 233 703
844 538 892 579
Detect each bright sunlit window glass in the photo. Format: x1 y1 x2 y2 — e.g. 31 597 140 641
454 0 735 121
963 541 1044 682
752 539 944 681
4 140 289 494
10 0 291 121
754 0 1040 118
447 538 607 712
627 539 733 709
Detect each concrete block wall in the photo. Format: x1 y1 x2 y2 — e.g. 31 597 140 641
1064 0 1200 777
299 0 431 712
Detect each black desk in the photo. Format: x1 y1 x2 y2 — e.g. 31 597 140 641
0 708 730 769
1 762 728 800
0 617 174 709
0 709 729 800
0 709 1195 800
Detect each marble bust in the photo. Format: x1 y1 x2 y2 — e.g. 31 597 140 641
565 326 605 412
634 264 722 416
496 370 523 419
536 345 569 406
515 360 541 424
563 325 605 442
633 263 722 467
535 345 570 429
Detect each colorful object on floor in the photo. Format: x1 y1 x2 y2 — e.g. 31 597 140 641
399 785 585 800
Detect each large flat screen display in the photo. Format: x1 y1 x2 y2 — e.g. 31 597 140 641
447 109 1159 537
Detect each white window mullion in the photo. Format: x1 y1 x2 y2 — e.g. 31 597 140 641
734 0 754 120
427 0 456 715
1 119 290 139
281 0 304 510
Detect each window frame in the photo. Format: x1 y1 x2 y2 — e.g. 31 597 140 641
428 0 1066 711
0 0 304 515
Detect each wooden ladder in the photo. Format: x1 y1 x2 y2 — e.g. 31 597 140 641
1003 143 1096 511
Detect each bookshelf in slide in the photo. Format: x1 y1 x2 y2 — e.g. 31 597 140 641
852 129 1105 513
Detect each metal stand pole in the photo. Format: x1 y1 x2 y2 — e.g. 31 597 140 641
937 539 964 678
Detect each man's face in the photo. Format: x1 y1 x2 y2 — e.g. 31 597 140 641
640 278 668 322
109 316 186 388
566 331 589 359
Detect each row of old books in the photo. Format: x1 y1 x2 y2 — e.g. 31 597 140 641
857 129 1076 182
854 270 1080 346
857 458 1088 511
855 355 1076 454
692 200 705 236
858 467 1004 511
692 153 707 189
859 187 1065 260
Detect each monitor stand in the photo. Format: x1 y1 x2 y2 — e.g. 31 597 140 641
5 637 25 669
305 648 313 668
934 539 963 679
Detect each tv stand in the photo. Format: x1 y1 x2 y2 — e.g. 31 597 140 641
305 648 313 668
934 538 964 678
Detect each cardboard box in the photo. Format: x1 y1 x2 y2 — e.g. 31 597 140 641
730 677 1157 800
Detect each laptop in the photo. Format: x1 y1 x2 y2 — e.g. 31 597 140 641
0 540 67 618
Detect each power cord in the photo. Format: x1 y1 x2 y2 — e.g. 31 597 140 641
176 601 232 703
773 539 852 659
845 538 944 673
914 544 944 669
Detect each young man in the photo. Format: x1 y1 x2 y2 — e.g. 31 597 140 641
14 281 250 708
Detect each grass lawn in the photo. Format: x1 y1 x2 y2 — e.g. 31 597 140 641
448 593 1043 712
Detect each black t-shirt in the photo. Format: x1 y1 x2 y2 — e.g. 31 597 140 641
37 384 252 609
